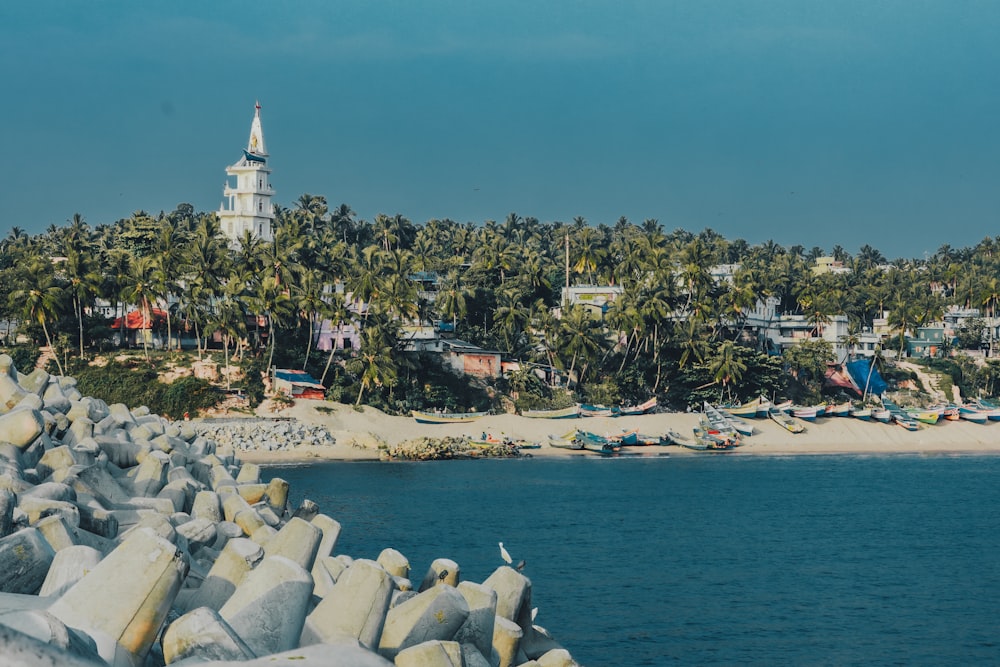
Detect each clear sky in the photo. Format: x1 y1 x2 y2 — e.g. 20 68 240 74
2 1 999 259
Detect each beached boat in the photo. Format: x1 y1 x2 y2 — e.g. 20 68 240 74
974 400 1000 421
704 402 754 436
940 406 960 421
959 405 989 423
618 397 657 415
826 401 852 418
546 434 583 450
412 409 488 424
791 406 820 422
905 409 939 425
610 428 640 445
871 408 892 423
722 403 759 419
522 405 581 419
691 426 740 450
575 430 622 454
849 405 872 421
882 400 920 430
579 403 615 418
768 406 805 433
772 399 793 412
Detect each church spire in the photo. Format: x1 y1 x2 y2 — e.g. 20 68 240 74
247 100 268 157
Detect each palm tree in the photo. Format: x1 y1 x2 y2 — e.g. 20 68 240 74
12 270 65 375
708 340 747 402
62 247 102 358
255 275 295 372
494 288 530 353
559 305 605 387
347 323 398 405
121 256 162 360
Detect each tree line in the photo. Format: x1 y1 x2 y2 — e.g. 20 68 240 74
4 197 1000 412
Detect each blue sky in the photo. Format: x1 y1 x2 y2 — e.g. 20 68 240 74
2 1 999 259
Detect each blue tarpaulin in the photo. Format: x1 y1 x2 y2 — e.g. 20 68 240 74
846 359 887 396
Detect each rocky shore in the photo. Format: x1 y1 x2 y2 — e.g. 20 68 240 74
0 353 578 667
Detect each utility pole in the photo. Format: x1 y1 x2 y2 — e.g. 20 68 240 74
564 233 569 308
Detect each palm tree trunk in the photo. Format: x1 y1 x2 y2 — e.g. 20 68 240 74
266 318 276 372
320 338 336 386
76 296 85 359
303 312 314 370
40 320 65 376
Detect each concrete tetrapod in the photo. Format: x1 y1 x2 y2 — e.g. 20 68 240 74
483 565 532 621
218 554 313 657
47 526 188 667
377 584 471 660
160 606 256 664
453 580 498 658
394 639 464 667
0 623 106 667
38 544 104 597
300 558 394 650
176 537 263 614
0 527 57 594
262 516 322 571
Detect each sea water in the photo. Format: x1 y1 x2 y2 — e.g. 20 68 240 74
264 454 1000 665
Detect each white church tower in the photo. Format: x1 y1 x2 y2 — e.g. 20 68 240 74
218 102 275 245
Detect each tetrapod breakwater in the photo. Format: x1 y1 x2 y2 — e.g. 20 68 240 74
0 354 577 667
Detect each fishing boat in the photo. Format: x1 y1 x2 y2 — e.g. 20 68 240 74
940 406 961 421
882 400 919 430
826 401 852 418
575 430 622 454
704 402 754 436
871 408 892 423
905 408 940 425
849 405 872 421
691 426 740 450
546 434 583 450
768 406 805 433
579 403 615 418
412 409 488 424
511 440 542 450
772 399 793 412
618 397 657 415
974 399 1000 421
522 405 581 419
791 406 820 422
722 403 759 419
610 428 641 445
959 404 989 423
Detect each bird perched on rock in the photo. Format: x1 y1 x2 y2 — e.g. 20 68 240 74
499 541 512 565
516 559 526 572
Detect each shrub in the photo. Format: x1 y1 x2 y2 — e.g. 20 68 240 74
5 345 40 374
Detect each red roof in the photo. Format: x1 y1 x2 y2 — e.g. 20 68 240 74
112 309 168 330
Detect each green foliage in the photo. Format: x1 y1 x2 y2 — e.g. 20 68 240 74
5 344 40 374
580 380 620 407
954 319 986 350
666 344 786 409
782 339 834 402
241 357 266 408
71 361 222 419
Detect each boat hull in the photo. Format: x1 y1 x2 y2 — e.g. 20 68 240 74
412 410 487 424
522 405 581 419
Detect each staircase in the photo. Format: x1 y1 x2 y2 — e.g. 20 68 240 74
897 361 955 403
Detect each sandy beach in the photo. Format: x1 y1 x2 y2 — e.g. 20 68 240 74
227 399 1000 464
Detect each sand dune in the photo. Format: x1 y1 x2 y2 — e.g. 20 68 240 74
229 399 1000 464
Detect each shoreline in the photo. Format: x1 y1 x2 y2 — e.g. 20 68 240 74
222 399 1000 464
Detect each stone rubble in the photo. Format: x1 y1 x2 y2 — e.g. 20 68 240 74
0 354 578 667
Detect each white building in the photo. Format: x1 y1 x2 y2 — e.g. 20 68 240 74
218 102 275 246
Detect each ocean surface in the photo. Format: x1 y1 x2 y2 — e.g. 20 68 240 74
263 454 1000 666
